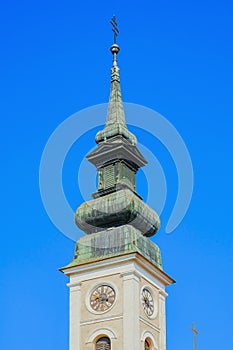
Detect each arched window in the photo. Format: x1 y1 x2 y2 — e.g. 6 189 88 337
145 337 152 350
96 336 111 350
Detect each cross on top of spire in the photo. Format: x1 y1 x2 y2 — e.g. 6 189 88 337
110 16 120 68
110 15 119 44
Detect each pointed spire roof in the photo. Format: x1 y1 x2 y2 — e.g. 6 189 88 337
87 17 147 170
95 26 137 145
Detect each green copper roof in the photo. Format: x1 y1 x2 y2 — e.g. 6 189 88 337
63 226 163 270
72 28 161 268
75 188 160 236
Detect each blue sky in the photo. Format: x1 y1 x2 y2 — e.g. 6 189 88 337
1 0 233 349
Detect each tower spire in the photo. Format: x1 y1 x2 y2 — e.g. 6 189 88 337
95 16 137 145
76 17 159 237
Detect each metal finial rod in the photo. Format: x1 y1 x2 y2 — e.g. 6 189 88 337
191 322 198 350
110 16 119 44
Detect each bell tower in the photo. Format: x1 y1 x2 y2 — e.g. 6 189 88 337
61 17 174 350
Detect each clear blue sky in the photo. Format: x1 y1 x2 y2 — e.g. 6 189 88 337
1 0 233 349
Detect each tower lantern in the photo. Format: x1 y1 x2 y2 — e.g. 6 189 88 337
61 18 174 350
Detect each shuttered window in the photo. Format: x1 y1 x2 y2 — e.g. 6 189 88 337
96 337 111 350
103 165 115 189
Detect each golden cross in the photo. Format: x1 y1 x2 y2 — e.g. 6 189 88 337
191 322 198 350
110 16 119 44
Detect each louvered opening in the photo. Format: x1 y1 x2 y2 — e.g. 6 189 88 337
103 165 115 189
96 337 111 350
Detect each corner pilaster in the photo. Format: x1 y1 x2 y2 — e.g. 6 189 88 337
67 282 81 350
159 290 167 350
121 271 141 350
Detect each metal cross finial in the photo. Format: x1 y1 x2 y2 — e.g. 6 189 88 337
110 16 119 44
191 322 198 350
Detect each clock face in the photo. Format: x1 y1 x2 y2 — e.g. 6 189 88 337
90 285 116 312
141 288 154 317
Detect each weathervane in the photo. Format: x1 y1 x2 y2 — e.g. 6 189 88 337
110 16 119 44
191 322 198 350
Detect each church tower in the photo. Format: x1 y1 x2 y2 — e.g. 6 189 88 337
61 18 174 350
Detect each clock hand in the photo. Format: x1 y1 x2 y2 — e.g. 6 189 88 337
92 294 100 300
